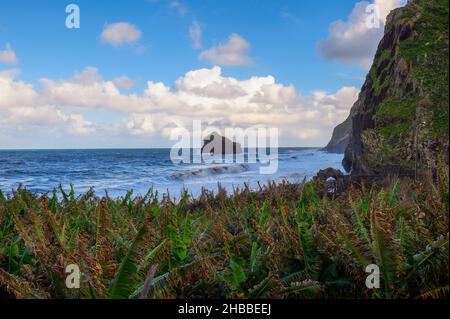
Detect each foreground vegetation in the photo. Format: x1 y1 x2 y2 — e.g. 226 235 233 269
0 167 448 299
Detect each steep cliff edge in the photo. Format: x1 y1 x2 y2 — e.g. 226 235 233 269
332 0 448 175
323 113 352 153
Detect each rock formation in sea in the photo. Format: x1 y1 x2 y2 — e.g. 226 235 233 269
201 132 243 156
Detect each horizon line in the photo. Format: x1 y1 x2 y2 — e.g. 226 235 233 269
0 146 324 151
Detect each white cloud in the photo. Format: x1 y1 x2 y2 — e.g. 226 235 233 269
317 0 404 69
175 66 246 99
113 76 138 89
312 86 360 112
126 114 157 136
40 68 127 112
297 128 320 140
0 70 94 138
374 0 406 24
72 66 102 84
0 70 37 108
0 68 20 78
100 22 142 47
189 20 202 49
0 44 18 65
199 34 253 66
0 66 359 147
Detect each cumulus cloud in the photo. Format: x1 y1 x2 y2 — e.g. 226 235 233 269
101 22 142 47
199 34 253 66
113 76 138 90
317 0 404 69
0 70 94 138
126 114 157 136
0 44 18 65
312 86 360 112
308 86 360 126
0 66 359 147
189 20 202 49
175 67 246 99
72 66 102 84
0 70 37 108
375 0 406 24
40 68 128 112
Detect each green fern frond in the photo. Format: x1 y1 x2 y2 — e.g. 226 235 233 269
108 223 148 299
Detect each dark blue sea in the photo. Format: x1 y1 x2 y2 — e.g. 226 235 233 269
0 148 344 198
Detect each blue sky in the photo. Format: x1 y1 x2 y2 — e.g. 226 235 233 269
0 0 366 90
0 0 404 148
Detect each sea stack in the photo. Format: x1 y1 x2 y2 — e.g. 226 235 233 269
201 132 243 156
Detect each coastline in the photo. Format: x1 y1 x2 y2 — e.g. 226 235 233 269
0 148 344 199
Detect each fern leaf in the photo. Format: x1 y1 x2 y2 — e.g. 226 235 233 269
108 223 147 299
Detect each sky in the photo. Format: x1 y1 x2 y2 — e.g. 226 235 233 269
0 0 405 149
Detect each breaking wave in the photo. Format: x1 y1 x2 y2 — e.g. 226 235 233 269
173 164 250 180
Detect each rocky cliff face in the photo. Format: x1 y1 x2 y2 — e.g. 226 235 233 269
323 114 352 153
334 0 448 175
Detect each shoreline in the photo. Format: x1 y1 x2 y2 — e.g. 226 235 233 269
0 148 345 199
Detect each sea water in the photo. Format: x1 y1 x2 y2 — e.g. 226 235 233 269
0 148 344 198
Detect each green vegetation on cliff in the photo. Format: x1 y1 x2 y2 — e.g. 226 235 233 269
398 0 449 138
338 0 449 175
368 0 448 173
370 49 394 96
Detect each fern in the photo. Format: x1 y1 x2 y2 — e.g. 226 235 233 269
108 223 148 299
419 285 449 299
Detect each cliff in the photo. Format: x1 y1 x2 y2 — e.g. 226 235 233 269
323 114 352 153
331 0 449 175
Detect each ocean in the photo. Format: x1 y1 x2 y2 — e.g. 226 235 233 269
0 148 344 198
